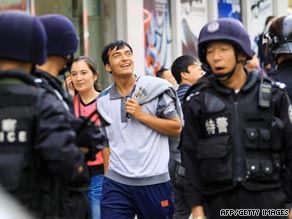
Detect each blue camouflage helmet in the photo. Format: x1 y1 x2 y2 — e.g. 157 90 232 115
198 18 253 64
0 10 47 64
263 15 292 60
39 14 79 56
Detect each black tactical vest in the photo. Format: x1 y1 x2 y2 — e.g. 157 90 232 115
0 70 50 215
190 73 283 195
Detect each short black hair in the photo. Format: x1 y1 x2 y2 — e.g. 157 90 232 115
101 40 133 65
171 55 197 84
155 68 169 78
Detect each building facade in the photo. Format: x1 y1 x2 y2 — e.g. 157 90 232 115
0 0 289 88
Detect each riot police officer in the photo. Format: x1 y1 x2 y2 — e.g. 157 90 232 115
33 14 77 113
34 14 109 219
0 10 90 219
263 15 292 101
181 18 292 219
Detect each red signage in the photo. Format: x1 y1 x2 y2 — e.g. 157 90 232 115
0 0 26 11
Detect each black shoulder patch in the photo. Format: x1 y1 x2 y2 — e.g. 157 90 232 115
183 77 210 103
273 81 286 90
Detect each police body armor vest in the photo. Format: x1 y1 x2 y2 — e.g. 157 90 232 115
189 72 283 195
0 70 58 217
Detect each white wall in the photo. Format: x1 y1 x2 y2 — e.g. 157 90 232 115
273 0 289 16
114 0 288 76
116 0 145 76
170 0 182 62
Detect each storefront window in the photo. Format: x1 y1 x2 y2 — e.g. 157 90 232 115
33 0 114 88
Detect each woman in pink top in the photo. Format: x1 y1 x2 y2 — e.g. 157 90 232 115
68 56 110 219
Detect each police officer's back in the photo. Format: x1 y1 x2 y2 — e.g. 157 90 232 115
0 10 89 219
33 14 105 219
181 18 292 219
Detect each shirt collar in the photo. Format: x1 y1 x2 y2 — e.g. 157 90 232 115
109 84 132 100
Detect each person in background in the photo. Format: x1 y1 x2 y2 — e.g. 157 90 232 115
33 14 77 113
171 55 205 103
263 15 292 102
156 68 178 89
34 14 108 219
0 10 91 219
257 15 276 74
98 40 182 219
167 54 204 219
245 51 265 76
265 20 292 216
182 17 292 219
68 55 110 219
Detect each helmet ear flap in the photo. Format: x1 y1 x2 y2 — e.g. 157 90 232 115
201 63 211 75
237 50 248 63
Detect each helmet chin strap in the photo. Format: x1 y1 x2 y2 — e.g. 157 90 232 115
60 54 75 101
30 64 36 74
214 67 236 80
213 57 244 81
58 54 74 76
58 68 67 76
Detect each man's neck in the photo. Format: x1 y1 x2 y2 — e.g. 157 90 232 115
79 89 99 104
0 59 32 73
220 66 247 91
36 56 64 78
115 74 136 97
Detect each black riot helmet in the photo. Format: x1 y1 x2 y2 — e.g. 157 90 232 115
0 10 47 65
262 15 292 62
198 18 253 64
198 18 253 80
39 14 79 75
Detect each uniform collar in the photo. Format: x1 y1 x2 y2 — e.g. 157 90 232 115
209 70 259 94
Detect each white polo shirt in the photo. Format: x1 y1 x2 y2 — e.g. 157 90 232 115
97 79 178 186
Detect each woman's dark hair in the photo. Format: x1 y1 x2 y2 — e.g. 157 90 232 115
71 55 101 91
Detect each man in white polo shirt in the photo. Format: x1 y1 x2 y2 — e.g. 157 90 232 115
97 40 182 219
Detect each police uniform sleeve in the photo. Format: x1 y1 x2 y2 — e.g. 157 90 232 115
275 87 292 201
34 92 88 183
181 93 205 207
